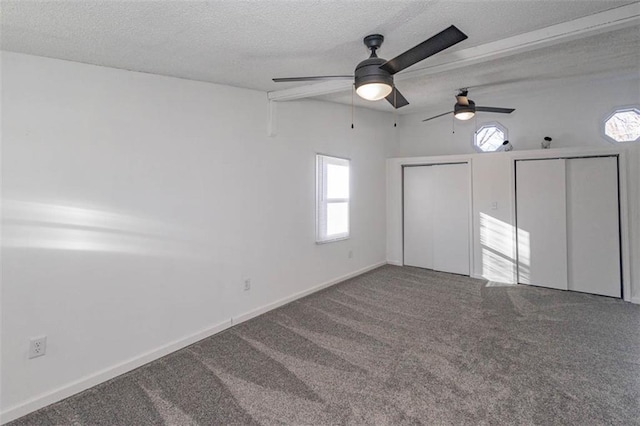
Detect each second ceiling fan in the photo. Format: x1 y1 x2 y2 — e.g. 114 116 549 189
423 89 515 122
273 26 468 109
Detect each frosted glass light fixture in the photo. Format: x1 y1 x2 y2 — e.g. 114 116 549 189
454 110 475 120
355 82 393 101
454 100 476 120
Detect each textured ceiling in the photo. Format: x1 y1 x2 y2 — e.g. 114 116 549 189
2 0 639 113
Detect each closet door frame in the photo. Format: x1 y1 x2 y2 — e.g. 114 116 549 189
402 161 474 276
511 150 631 301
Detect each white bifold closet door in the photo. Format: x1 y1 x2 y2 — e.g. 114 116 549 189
516 157 621 297
404 163 470 275
516 159 568 290
404 166 435 270
566 157 620 297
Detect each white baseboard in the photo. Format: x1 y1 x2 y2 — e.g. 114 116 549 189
386 260 403 266
1 261 387 424
631 296 640 305
0 319 233 425
232 261 387 325
472 273 522 285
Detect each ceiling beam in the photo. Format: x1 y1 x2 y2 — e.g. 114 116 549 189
396 2 640 83
267 79 353 102
267 3 640 102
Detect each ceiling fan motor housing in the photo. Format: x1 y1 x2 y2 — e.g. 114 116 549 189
455 99 476 114
354 57 393 92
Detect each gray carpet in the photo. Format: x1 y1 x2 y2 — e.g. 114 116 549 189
9 265 640 425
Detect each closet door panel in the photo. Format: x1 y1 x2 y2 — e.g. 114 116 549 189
566 157 621 297
403 166 435 269
432 163 470 275
516 159 568 290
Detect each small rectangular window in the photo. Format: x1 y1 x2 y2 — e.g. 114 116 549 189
316 154 350 243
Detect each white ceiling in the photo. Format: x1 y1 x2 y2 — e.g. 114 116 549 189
2 0 639 113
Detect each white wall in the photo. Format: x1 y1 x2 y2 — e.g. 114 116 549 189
0 52 394 421
386 74 640 304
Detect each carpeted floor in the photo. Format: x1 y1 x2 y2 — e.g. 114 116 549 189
9 265 640 425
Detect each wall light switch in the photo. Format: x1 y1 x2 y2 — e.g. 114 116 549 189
491 202 498 210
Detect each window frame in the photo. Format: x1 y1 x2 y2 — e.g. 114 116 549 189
602 105 640 144
316 154 350 244
473 121 508 153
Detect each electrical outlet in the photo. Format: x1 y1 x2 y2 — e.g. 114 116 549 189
29 336 47 359
348 250 353 259
243 278 251 291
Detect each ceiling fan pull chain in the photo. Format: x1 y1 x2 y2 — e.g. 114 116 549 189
351 84 355 129
452 115 455 134
394 89 397 127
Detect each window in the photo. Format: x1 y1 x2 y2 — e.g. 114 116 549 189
474 122 508 152
316 155 350 243
603 107 640 143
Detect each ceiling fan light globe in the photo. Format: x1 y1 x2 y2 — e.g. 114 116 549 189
356 83 393 101
454 99 476 120
455 111 475 120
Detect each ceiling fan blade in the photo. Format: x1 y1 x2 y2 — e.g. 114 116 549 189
385 87 410 109
272 75 353 82
422 111 453 122
379 25 468 75
456 95 469 106
476 106 515 114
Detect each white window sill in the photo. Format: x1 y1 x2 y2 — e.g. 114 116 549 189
316 236 350 245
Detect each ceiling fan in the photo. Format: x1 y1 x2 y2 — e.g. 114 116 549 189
423 89 515 122
273 26 468 109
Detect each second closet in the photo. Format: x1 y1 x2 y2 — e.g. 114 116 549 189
515 156 621 298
